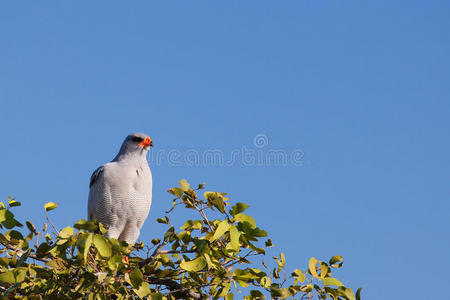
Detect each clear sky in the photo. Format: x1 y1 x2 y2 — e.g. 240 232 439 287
1 1 449 299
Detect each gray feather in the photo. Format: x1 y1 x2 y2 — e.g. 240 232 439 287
87 133 153 245
89 166 104 188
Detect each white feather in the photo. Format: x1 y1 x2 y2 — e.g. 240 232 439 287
88 133 153 245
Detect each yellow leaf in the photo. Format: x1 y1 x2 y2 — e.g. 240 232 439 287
233 213 256 228
180 257 206 272
178 179 190 192
229 225 241 251
44 202 58 212
93 235 112 257
309 257 319 278
211 220 230 241
323 277 343 287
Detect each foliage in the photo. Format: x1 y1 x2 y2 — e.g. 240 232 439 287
0 181 362 299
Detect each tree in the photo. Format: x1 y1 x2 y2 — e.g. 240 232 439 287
0 180 361 299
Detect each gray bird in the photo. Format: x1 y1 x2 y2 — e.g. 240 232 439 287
88 132 153 245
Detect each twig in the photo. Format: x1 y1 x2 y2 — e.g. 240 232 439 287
195 204 215 232
138 240 167 268
280 266 287 287
33 232 41 264
165 283 210 295
223 250 257 269
160 249 196 255
165 201 181 214
5 244 51 263
45 211 59 235
147 276 202 299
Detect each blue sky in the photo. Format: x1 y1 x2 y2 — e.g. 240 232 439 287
1 1 449 299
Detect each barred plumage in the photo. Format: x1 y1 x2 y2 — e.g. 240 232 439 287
88 133 153 245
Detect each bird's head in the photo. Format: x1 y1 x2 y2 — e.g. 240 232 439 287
128 132 153 149
115 132 153 161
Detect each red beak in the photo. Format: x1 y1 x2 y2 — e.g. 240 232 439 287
138 137 153 147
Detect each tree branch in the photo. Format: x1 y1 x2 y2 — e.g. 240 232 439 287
45 211 59 235
147 276 202 299
5 244 51 263
138 240 167 268
196 205 215 232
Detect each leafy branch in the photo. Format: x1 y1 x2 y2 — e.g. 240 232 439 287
0 181 362 300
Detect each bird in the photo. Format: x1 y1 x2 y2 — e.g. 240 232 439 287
88 132 153 245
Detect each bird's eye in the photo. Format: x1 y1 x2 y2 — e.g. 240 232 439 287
132 137 144 143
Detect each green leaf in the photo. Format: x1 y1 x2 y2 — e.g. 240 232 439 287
1 210 17 229
8 230 23 241
356 287 363 300
74 219 98 231
179 179 190 192
98 222 107 234
320 262 329 279
239 222 267 240
330 255 344 268
212 220 230 241
215 282 231 298
309 257 319 278
192 239 208 254
230 202 249 217
204 252 213 269
26 221 36 234
93 234 112 257
346 288 356 300
234 213 256 228
59 226 74 239
150 292 163 300
163 226 176 242
323 277 343 287
225 293 234 300
84 233 93 261
229 225 241 251
324 286 338 297
0 209 6 223
44 202 58 211
181 220 203 230
129 268 143 288
301 284 313 292
203 191 216 200
260 276 271 288
0 271 16 283
249 290 265 299
16 250 30 267
0 268 26 283
168 187 183 198
180 257 207 272
97 272 107 282
8 200 21 207
337 287 355 300
108 254 123 270
157 218 167 224
134 281 151 299
204 191 226 213
292 269 306 283
280 253 286 268
233 268 259 288
36 242 50 257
